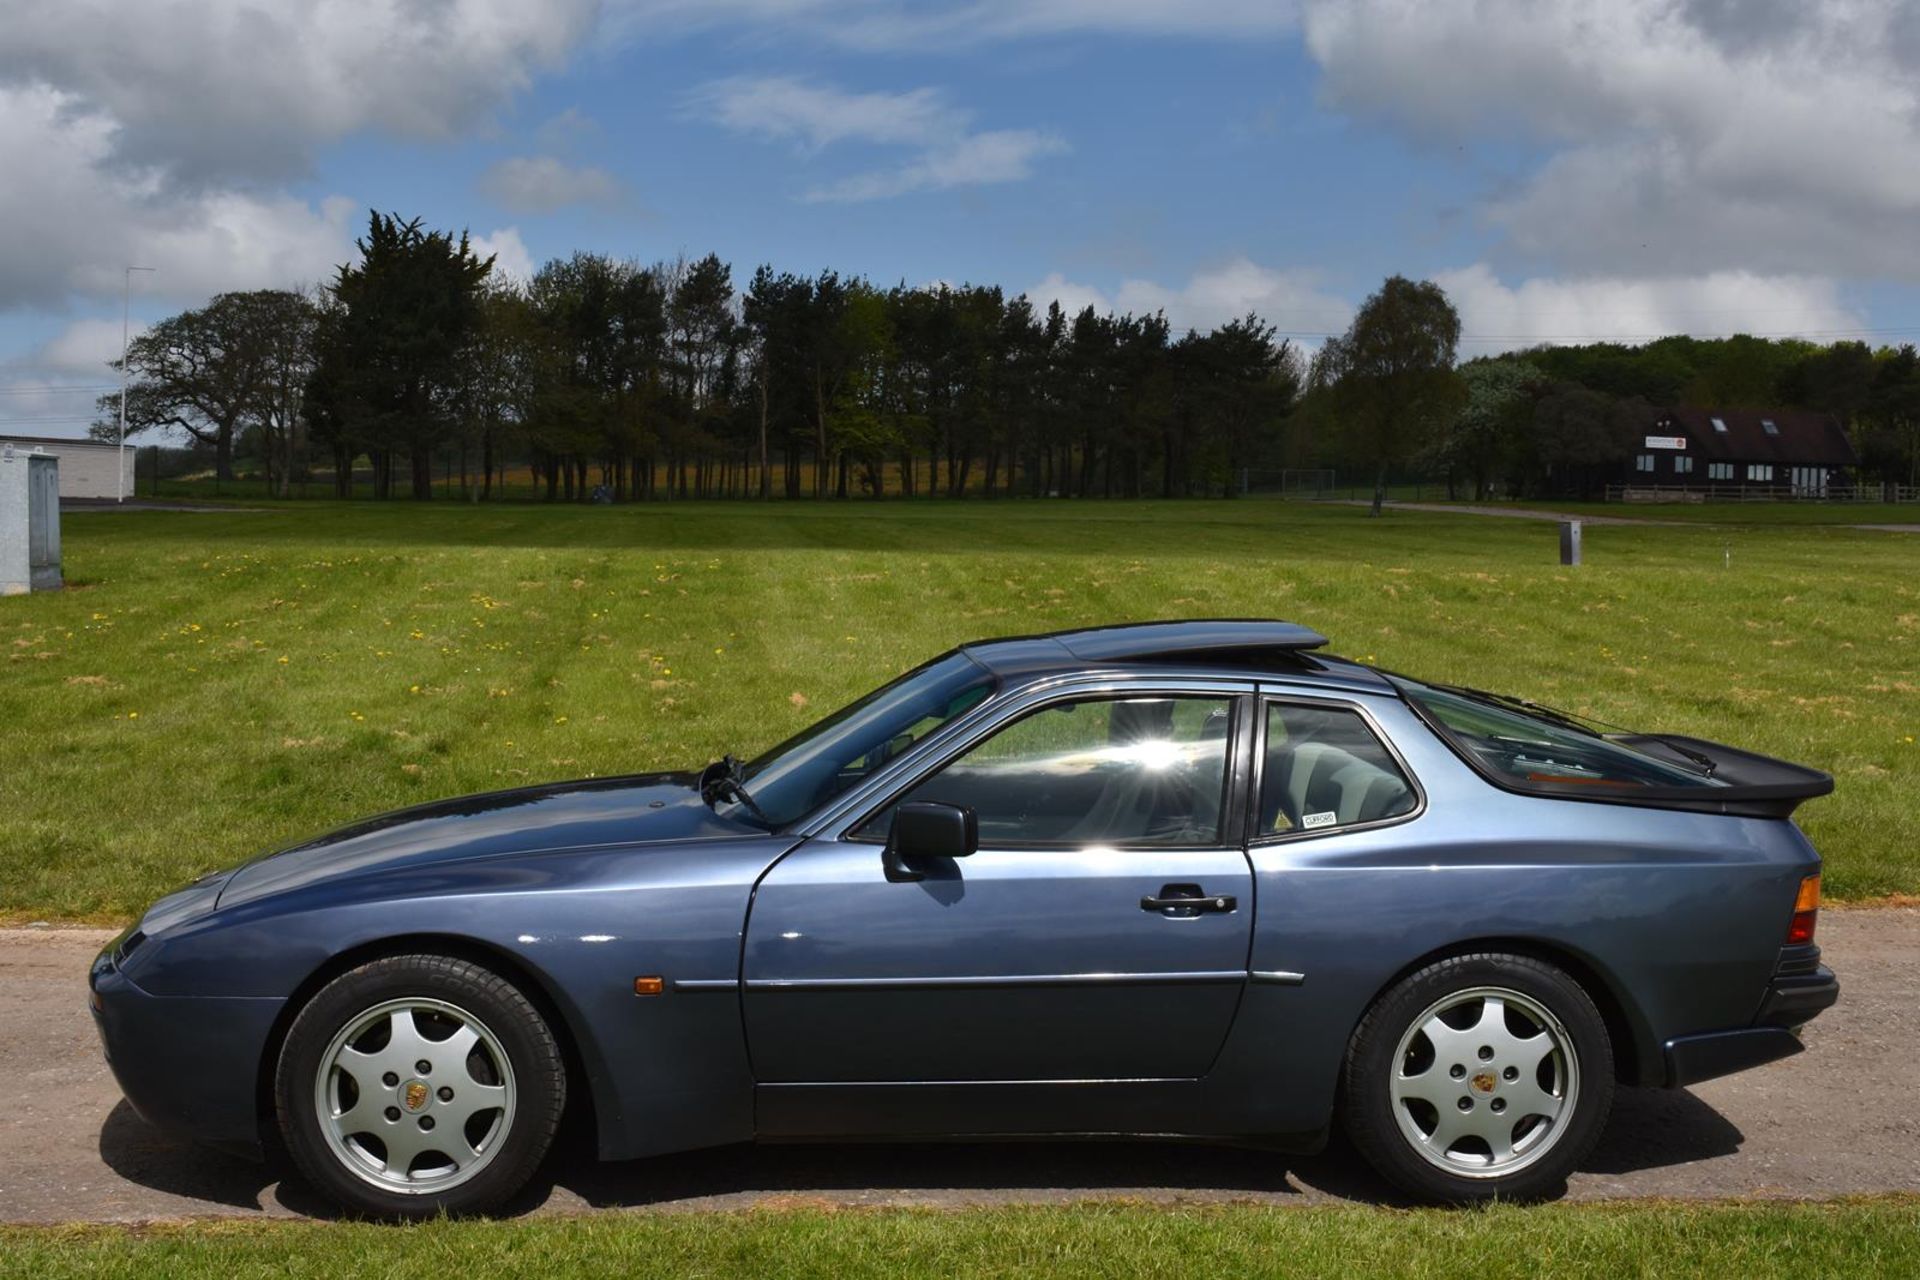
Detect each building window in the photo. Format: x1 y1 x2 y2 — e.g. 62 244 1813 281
1791 467 1827 496
1711 416 1729 433
1708 462 1735 480
1674 455 1694 474
1747 464 1774 482
1635 454 1656 472
1761 418 1779 436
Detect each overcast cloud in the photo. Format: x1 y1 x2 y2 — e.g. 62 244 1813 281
1302 0 1920 282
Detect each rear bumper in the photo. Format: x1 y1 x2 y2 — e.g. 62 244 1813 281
1757 965 1840 1027
89 946 282 1156
1664 962 1838 1088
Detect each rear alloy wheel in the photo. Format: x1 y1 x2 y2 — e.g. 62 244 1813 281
1343 954 1614 1203
276 955 565 1218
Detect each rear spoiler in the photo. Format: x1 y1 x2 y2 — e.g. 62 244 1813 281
1606 735 1834 819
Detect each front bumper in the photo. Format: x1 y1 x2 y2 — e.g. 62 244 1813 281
89 945 284 1156
1663 954 1839 1088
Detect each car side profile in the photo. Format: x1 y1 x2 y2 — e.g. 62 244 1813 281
89 620 1839 1216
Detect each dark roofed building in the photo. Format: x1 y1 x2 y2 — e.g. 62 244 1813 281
1621 407 1856 497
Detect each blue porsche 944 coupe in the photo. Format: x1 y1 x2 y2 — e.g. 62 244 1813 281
91 620 1839 1215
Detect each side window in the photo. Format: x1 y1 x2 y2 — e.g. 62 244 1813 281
853 696 1234 848
1258 702 1416 837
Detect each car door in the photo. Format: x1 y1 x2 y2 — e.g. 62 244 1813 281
741 683 1257 1085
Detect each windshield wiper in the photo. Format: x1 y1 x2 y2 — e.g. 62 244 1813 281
698 754 772 825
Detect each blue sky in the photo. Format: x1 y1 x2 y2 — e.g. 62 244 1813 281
4 0 1918 438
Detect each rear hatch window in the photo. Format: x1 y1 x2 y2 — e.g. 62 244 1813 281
1397 679 1725 790
1388 675 1832 817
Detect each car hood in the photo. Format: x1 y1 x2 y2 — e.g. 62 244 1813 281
217 770 759 909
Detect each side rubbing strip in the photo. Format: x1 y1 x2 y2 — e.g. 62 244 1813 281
745 970 1247 993
671 978 739 993
1250 970 1307 987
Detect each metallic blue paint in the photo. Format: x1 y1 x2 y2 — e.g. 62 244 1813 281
88 621 1837 1169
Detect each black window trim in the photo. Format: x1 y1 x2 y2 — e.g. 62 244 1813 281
1245 690 1427 848
835 681 1258 852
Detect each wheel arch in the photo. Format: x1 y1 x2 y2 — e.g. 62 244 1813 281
1355 935 1661 1086
253 932 607 1155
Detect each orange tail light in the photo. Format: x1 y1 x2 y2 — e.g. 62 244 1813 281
1786 874 1820 945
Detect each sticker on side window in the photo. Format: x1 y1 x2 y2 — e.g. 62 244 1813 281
1302 811 1338 830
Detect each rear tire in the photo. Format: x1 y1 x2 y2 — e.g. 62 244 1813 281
274 954 565 1218
1342 953 1613 1203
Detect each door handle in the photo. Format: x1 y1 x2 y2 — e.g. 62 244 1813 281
1141 885 1236 915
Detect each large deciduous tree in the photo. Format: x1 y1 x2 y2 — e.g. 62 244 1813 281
98 289 317 483
1315 275 1465 515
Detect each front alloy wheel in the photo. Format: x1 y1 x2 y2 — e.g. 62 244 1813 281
276 955 564 1218
313 997 516 1194
1344 953 1614 1203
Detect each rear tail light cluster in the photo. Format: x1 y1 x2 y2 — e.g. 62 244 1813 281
1786 874 1820 945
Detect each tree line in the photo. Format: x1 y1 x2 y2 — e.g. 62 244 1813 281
100 211 1920 502
104 212 1301 502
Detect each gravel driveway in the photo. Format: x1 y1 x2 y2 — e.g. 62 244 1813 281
3 910 1914 1223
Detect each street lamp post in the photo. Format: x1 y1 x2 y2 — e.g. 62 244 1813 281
118 265 155 504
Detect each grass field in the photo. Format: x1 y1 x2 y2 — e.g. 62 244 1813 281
3 499 1917 921
3 1200 1917 1278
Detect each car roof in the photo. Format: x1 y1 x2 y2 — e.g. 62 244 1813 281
957 619 1396 696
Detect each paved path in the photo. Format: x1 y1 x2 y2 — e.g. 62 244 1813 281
1335 499 1920 532
1330 500 1681 525
3 911 1915 1223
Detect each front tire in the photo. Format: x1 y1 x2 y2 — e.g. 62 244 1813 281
275 954 565 1218
1343 953 1613 1203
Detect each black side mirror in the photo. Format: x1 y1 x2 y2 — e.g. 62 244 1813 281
881 802 979 882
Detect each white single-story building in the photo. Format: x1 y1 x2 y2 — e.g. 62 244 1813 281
0 435 134 500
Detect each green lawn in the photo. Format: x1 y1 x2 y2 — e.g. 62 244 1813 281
3 499 1917 921
3 1200 1917 1279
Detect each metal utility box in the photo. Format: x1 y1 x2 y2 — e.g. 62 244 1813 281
1558 519 1582 567
0 445 61 595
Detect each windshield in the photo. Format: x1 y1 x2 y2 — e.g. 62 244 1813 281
1394 677 1727 791
737 651 996 828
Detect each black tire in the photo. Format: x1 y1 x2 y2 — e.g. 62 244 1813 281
1342 953 1614 1204
274 954 566 1218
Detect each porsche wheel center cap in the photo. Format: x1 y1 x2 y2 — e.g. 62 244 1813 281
1470 1072 1498 1095
401 1079 431 1112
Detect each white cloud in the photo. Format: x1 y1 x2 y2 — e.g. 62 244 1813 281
1028 258 1354 336
0 0 599 186
470 228 536 283
1432 264 1868 353
689 76 964 149
0 84 357 311
608 0 1299 49
479 156 625 214
35 318 145 377
805 130 1066 202
1300 0 1920 282
692 76 1066 201
0 0 604 319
